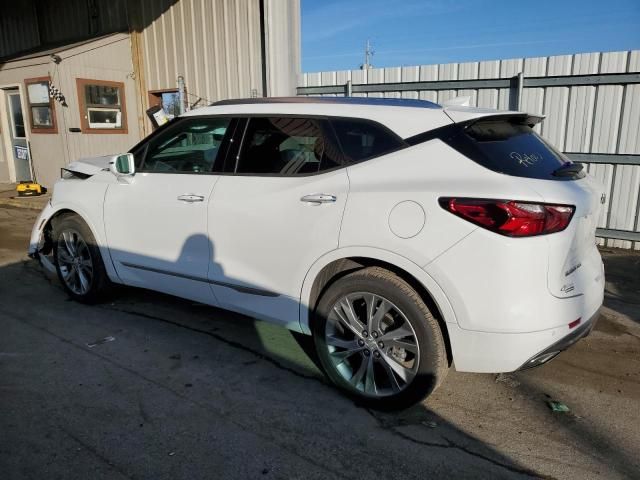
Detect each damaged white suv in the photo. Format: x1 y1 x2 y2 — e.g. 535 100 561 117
30 97 605 409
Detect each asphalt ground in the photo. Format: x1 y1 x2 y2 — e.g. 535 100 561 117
1 204 639 479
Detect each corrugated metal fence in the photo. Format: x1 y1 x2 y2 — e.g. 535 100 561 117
298 51 640 250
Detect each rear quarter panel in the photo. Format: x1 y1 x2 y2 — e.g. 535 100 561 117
522 173 605 299
339 139 546 267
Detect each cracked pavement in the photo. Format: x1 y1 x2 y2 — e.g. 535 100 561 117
1 206 639 479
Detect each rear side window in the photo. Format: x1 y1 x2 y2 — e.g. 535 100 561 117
235 117 341 175
449 120 580 180
331 119 405 162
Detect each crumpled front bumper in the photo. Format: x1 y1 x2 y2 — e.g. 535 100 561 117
27 200 57 274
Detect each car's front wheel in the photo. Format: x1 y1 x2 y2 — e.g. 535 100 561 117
313 267 448 410
52 213 111 303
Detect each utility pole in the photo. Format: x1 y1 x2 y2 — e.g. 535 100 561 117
361 39 374 70
177 75 187 113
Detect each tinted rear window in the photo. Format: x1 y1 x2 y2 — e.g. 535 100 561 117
331 119 405 162
446 120 582 180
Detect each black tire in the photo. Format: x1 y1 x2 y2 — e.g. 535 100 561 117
313 266 448 410
52 213 112 303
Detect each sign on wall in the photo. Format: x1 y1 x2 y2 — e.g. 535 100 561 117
14 145 29 160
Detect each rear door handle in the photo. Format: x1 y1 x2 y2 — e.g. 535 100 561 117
300 194 337 204
177 194 205 203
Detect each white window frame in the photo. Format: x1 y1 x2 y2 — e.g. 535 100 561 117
87 107 122 129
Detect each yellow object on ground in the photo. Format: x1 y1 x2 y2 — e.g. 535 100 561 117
16 182 46 196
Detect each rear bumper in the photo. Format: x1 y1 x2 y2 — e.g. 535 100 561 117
425 225 605 373
517 309 600 370
445 299 603 373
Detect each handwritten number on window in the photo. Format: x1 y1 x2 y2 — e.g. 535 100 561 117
509 151 542 167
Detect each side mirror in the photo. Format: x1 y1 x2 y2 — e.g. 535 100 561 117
110 153 135 176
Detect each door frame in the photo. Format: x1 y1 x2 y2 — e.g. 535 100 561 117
0 82 32 183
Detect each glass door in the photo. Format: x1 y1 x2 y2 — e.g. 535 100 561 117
6 90 32 182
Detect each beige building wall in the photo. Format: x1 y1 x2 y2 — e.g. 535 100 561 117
136 0 263 100
263 0 301 97
50 35 139 168
0 62 64 187
132 0 300 133
0 34 140 188
0 0 301 187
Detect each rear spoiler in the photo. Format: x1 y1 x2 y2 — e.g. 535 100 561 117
465 112 544 128
404 113 545 146
443 104 545 126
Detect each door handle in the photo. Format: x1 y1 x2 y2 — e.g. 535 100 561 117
177 194 205 203
300 194 337 204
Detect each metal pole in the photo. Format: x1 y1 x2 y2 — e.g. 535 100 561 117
345 80 352 97
364 40 369 70
361 40 374 70
516 71 524 111
177 75 186 113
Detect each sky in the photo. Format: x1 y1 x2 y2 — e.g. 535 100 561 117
301 0 640 73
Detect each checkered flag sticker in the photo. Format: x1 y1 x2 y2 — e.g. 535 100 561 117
49 82 67 106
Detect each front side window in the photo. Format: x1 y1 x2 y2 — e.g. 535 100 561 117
76 79 127 133
331 119 405 163
140 118 231 173
235 117 341 175
25 78 56 133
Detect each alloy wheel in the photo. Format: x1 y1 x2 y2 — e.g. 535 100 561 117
56 229 94 296
324 292 420 397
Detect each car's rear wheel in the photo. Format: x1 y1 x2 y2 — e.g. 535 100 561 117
53 214 111 303
313 267 448 410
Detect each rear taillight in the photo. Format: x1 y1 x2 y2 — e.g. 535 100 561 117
439 198 574 237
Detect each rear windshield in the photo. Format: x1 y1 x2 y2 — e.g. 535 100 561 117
445 120 583 180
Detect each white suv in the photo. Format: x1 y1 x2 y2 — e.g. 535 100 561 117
29 97 605 409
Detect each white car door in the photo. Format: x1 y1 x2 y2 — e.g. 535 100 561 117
104 116 236 305
207 116 349 329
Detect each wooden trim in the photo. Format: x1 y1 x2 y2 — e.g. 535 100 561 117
148 88 179 94
130 23 149 138
75 78 128 134
148 88 179 109
24 76 58 134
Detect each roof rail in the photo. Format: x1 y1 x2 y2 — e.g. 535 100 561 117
211 96 441 109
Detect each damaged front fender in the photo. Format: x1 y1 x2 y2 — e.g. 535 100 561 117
28 200 57 274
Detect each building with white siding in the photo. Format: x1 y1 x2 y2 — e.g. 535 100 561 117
0 0 300 189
